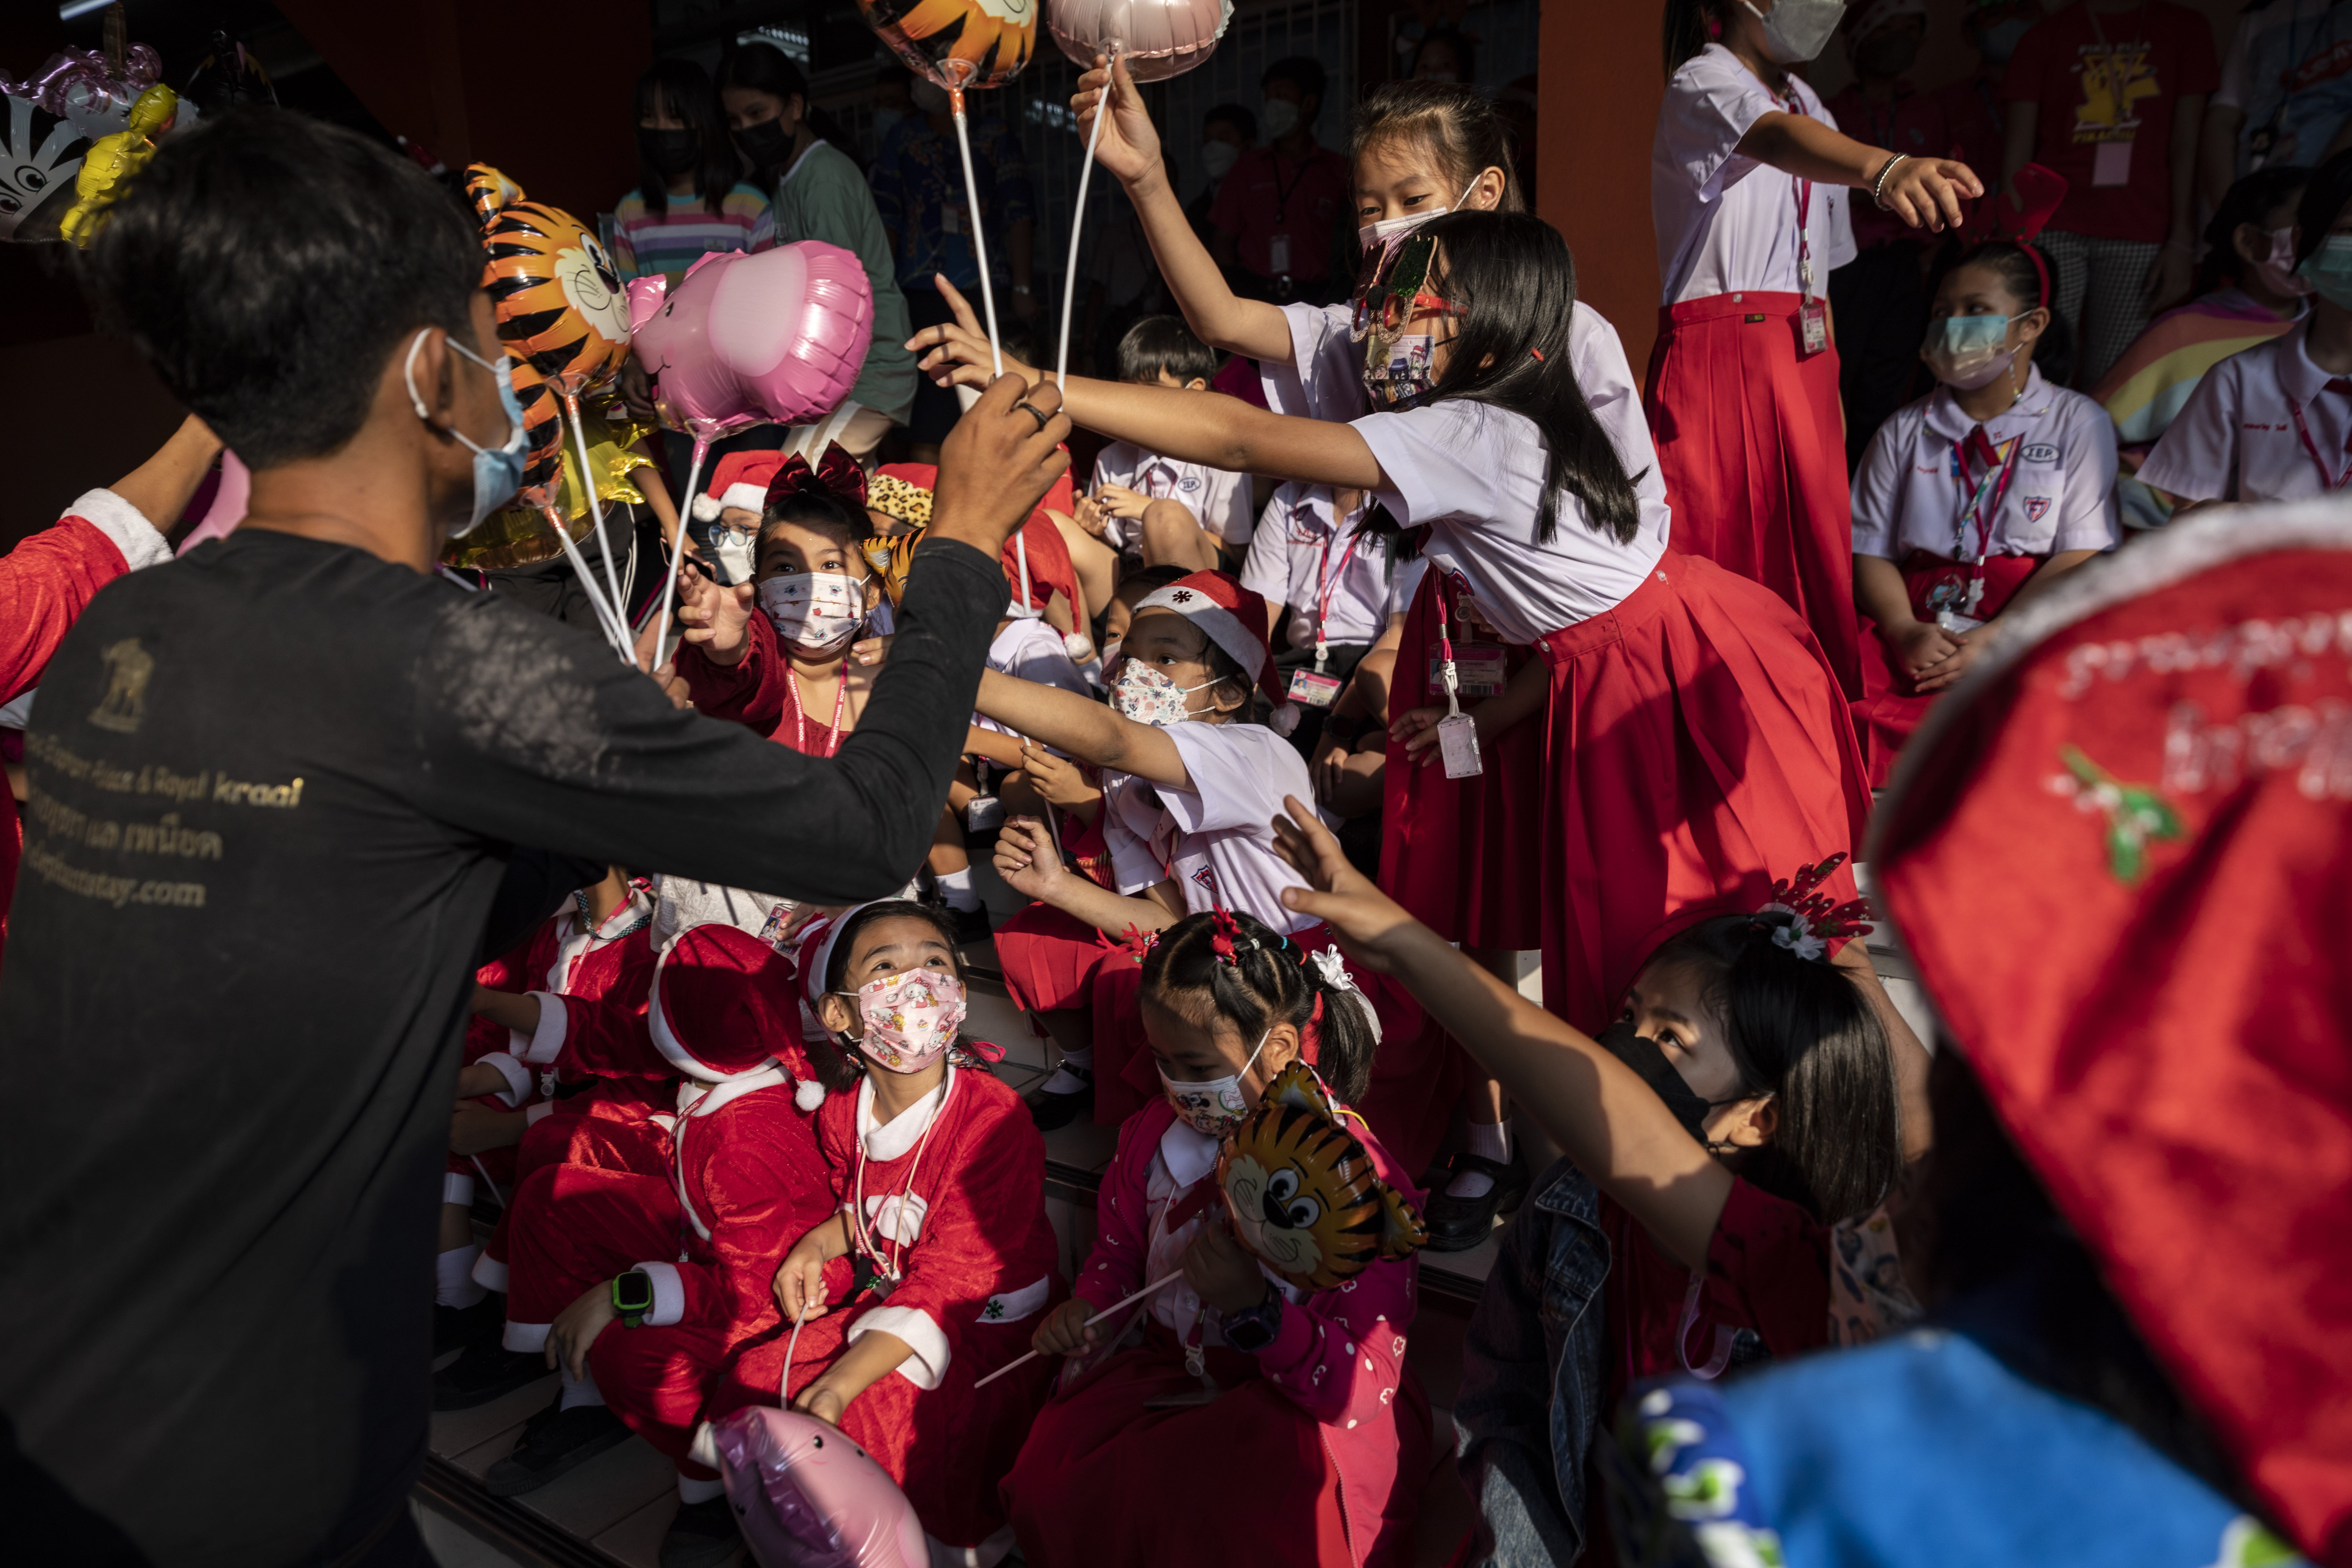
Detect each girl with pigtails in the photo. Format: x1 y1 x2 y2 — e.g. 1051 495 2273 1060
1000 908 1427 1568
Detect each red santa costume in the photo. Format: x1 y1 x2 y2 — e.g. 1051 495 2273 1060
500 924 834 1491
1002 1096 1429 1568
0 489 175 967
701 909 1065 1560
1646 40 1864 698
987 573 1436 1168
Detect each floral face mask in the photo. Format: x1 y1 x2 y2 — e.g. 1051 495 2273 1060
841 969 967 1074
1109 659 1217 728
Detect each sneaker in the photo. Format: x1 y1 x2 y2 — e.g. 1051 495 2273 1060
1421 1150 1531 1252
432 1335 549 1411
483 1398 631 1497
433 1294 504 1357
1024 1064 1094 1131
660 1496 743 1568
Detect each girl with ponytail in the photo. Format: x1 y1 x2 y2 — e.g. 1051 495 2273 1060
1000 909 1428 1568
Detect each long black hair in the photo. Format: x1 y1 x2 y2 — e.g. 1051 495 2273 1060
1139 910 1379 1106
1663 0 1732 76
2197 164 2310 296
808 898 968 1090
2293 145 2352 266
1406 209 1645 545
1643 914 1903 1224
1350 79 1527 215
715 41 858 178
1939 238 2076 389
634 58 741 219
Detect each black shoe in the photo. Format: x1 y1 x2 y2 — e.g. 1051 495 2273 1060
1026 1064 1094 1131
660 1496 743 1568
484 1398 631 1498
1422 1150 1531 1252
433 1294 504 1357
431 1334 548 1410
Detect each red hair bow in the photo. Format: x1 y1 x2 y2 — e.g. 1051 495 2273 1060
762 441 868 511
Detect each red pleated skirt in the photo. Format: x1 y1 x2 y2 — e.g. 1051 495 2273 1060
1535 551 1870 1034
1644 292 1862 700
1853 550 2045 788
1381 568 1545 950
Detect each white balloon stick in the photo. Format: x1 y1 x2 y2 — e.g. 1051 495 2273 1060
971 1269 1184 1389
562 394 635 650
950 85 1008 380
650 439 710 671
1055 47 1119 388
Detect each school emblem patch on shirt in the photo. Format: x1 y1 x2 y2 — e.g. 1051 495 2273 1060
2024 497 2052 523
2021 443 2060 464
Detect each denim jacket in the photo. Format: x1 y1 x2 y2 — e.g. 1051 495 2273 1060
1451 1158 1611 1567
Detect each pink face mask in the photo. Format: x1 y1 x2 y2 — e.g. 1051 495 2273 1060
842 969 967 1073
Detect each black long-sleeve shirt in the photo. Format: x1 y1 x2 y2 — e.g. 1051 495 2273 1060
0 527 1005 1566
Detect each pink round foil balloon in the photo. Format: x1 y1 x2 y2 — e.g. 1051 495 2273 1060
710 1408 927 1568
625 241 875 442
1049 0 1232 80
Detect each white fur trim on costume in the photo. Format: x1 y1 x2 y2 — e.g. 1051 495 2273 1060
68 488 173 573
1134 586 1265 681
0 689 34 729
678 1473 728 1505
525 1100 556 1127
503 1320 552 1353
477 1052 533 1107
717 482 766 515
691 493 724 522
442 1171 476 1207
634 1261 687 1328
1268 701 1302 737
927 1523 1018 1568
857 1071 951 1161
977 1274 1053 1325
515 993 568 1066
795 1078 826 1111
471 1252 510 1293
688 1422 721 1471
849 1304 949 1390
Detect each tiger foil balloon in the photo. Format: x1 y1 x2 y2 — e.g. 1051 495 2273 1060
464 163 632 398
859 0 1036 92
859 532 922 608
1216 1062 1428 1291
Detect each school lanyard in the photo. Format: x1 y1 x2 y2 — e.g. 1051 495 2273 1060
1784 95 1816 302
851 1070 954 1288
1949 425 2025 565
785 655 851 756
2283 367 2352 490
1311 509 1369 670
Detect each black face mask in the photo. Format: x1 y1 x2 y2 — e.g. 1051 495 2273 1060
1854 31 1921 79
638 127 701 177
1595 1019 1721 1144
735 116 795 169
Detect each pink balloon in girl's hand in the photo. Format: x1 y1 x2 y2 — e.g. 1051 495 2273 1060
625 242 875 443
1049 0 1233 80
710 1407 926 1568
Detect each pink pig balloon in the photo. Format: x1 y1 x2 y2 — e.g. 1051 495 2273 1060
625 241 875 442
710 1408 927 1568
1049 0 1233 81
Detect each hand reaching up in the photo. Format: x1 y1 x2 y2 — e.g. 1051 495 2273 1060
675 559 754 667
1071 54 1165 190
1270 795 1417 973
992 814 1070 902
926 363 1071 563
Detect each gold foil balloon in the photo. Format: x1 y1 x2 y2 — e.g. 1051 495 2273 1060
860 0 1037 93
1216 1062 1428 1292
444 406 657 571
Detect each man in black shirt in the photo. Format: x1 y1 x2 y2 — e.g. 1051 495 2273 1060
0 111 1068 1567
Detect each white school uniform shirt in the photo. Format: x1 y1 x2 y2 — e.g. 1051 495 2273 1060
974 617 1090 743
1853 364 2122 561
1103 723 1328 936
1089 440 1256 550
1652 43 1858 305
2137 318 2352 504
1239 484 1429 651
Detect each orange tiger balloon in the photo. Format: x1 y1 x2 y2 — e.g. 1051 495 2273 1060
859 532 922 607
860 0 1036 92
505 356 567 509
463 163 632 398
1217 1063 1428 1291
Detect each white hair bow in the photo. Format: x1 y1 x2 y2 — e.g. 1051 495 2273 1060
1308 944 1382 1044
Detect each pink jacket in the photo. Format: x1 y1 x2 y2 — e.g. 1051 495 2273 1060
1074 1098 1423 1568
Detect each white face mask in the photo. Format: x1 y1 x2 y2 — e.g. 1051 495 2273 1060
1921 313 2018 390
1740 0 1847 64
708 528 758 586
1200 140 1241 182
1109 658 1219 727
2255 225 2318 301
1160 1028 1269 1139
1357 175 1481 254
758 570 869 651
1259 97 1301 141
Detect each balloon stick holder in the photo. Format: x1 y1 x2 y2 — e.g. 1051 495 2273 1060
948 80 1006 380
562 391 636 663
1055 47 1120 388
971 1269 1183 1389
541 502 633 660
649 436 712 670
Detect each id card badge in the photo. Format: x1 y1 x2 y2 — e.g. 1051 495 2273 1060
1267 232 1293 274
1798 296 1830 358
1288 668 1343 707
966 794 1006 832
1437 712 1484 779
1429 643 1507 697
758 902 798 951
1934 609 1985 634
2092 138 2132 188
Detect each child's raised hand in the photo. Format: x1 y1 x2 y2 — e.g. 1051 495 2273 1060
1271 794 1418 972
1032 1297 1102 1357
771 1241 832 1325
675 559 755 666
1182 1214 1271 1315
1072 54 1163 189
1881 156 1983 235
993 814 1070 901
1018 739 1099 809
908 276 1042 394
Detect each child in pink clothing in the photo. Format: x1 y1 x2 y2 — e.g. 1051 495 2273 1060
1001 910 1428 1568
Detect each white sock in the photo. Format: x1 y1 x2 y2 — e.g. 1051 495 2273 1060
677 1473 727 1505
560 1366 605 1410
1040 1044 1094 1094
436 1245 487 1309
1446 1122 1514 1201
937 866 982 912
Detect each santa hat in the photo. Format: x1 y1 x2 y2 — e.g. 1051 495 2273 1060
650 923 824 1107
1132 570 1300 735
790 903 877 1048
1870 502 2352 1564
691 451 787 523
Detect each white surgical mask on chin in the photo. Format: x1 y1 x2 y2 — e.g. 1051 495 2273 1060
1357 175 1482 254
1739 0 1847 64
1160 1028 1270 1139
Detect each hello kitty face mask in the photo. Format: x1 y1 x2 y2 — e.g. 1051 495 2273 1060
839 969 967 1074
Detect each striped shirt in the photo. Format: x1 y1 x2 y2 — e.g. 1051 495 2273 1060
611 183 775 284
